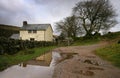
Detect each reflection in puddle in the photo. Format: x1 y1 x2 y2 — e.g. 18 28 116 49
0 65 52 78
26 52 52 66
0 52 78 78
0 52 61 78
50 52 62 67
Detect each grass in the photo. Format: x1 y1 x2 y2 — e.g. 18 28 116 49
95 44 120 68
72 31 120 46
72 38 100 46
0 46 57 71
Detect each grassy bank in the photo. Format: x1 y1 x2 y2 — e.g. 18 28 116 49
72 38 100 46
0 46 56 71
95 44 120 68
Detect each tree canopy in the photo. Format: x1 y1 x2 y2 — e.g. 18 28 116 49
56 15 81 38
73 0 117 37
56 0 117 39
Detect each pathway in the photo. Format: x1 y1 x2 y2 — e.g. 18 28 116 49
53 42 120 78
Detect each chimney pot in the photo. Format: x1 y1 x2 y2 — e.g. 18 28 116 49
23 21 27 26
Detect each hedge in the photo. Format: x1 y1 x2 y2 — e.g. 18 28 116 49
0 37 55 55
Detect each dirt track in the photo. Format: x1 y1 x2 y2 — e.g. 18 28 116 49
53 42 120 78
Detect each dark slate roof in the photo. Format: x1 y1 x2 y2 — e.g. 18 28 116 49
21 24 51 30
10 34 19 39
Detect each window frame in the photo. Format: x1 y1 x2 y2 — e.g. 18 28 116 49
28 30 32 33
33 30 37 33
30 38 35 41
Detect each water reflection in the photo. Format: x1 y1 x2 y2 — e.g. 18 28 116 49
0 52 61 78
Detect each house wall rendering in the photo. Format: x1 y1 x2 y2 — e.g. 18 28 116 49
20 21 53 41
20 30 45 41
45 26 53 41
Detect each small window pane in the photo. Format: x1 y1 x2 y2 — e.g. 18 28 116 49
33 30 37 33
28 30 32 33
30 38 35 41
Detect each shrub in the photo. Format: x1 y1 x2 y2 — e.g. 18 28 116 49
118 40 120 44
0 45 4 55
0 57 9 71
0 37 56 55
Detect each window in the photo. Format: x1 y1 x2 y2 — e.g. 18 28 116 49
33 30 37 33
28 30 32 33
30 38 35 41
28 30 37 33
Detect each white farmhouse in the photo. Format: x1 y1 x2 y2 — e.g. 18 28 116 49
20 21 53 41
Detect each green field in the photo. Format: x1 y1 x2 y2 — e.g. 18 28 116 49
0 46 56 71
72 38 100 46
95 44 120 68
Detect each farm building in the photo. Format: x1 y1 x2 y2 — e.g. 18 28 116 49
20 21 53 41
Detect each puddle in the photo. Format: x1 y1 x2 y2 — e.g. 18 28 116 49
0 51 77 78
0 52 62 78
83 59 99 66
86 67 104 70
27 52 52 66
73 70 94 76
0 65 52 78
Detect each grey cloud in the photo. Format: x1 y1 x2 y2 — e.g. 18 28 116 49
0 0 119 32
33 0 80 15
0 0 34 26
0 0 81 26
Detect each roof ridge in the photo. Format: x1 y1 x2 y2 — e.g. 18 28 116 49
27 24 51 25
21 24 51 30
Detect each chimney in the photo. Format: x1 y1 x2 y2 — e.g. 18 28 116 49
23 21 27 26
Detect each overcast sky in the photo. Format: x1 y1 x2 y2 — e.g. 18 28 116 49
0 0 120 33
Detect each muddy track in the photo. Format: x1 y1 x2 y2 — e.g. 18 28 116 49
53 42 120 78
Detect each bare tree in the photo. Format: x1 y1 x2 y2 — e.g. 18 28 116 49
73 0 117 37
56 15 81 38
